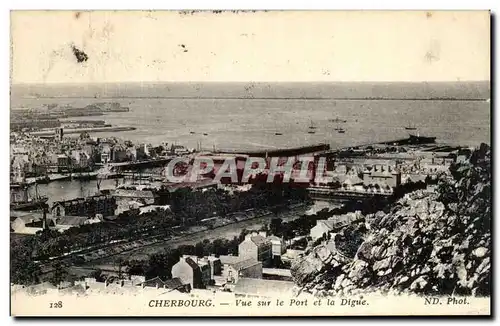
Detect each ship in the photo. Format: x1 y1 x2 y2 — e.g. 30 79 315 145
307 120 316 134
71 172 98 180
404 123 417 130
35 175 51 184
408 134 436 144
328 117 347 123
308 120 317 130
11 184 49 211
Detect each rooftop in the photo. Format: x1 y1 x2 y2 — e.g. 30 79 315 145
57 216 89 226
230 258 260 271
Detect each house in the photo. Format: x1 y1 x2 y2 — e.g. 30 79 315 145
54 215 102 232
51 195 116 219
111 145 128 162
182 255 222 280
171 256 212 290
111 189 158 215
362 165 401 189
137 277 190 293
310 220 336 241
218 256 262 284
10 211 55 235
233 278 295 298
138 205 171 215
238 232 272 267
266 235 286 257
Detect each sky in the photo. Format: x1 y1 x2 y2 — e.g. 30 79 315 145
10 10 491 84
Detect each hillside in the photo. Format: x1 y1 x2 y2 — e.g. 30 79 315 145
291 144 491 297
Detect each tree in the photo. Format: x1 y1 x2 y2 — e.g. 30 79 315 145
50 262 68 286
269 218 283 236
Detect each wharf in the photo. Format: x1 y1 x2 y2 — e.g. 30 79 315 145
218 143 331 157
108 156 175 171
29 126 137 137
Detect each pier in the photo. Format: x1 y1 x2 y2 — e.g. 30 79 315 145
107 156 175 171
218 143 331 157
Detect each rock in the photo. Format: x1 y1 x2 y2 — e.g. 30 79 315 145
472 247 488 258
410 276 429 291
397 276 409 285
341 277 354 289
355 241 373 261
373 258 392 271
334 274 345 290
348 260 369 281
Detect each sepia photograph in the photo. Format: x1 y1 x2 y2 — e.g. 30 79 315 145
9 10 491 316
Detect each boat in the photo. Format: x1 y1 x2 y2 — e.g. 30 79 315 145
11 184 49 211
308 120 317 130
275 132 283 136
329 117 347 123
35 175 50 184
72 172 98 180
190 131 196 134
307 130 316 134
203 133 208 136
408 134 436 144
11 197 49 211
337 128 346 134
404 122 417 130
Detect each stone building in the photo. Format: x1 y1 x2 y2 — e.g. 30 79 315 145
238 232 272 267
51 195 116 219
171 256 212 290
362 165 401 189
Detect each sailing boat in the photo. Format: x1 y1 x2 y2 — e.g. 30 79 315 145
307 120 316 134
405 122 417 130
274 121 283 135
11 184 48 211
329 116 347 123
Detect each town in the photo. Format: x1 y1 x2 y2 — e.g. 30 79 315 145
11 120 475 299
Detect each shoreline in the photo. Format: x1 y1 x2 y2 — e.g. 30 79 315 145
28 126 137 136
37 202 313 275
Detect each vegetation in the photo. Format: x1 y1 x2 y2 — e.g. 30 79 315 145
10 180 307 285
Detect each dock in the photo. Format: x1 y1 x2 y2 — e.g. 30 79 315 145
29 126 137 137
107 156 175 171
218 143 331 157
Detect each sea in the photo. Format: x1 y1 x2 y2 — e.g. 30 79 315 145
10 81 491 203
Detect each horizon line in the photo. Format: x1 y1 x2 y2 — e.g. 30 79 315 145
11 80 491 86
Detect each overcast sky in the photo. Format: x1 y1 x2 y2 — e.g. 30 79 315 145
10 10 490 84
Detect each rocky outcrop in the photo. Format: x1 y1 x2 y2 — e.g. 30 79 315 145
291 144 491 297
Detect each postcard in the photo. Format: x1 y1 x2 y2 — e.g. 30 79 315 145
9 10 491 317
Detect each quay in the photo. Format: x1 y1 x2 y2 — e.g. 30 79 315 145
28 126 137 137
218 143 331 157
107 156 175 171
